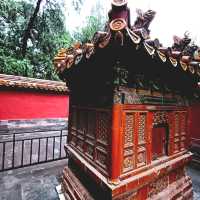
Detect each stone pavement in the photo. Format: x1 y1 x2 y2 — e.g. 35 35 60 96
0 159 67 200
187 162 200 200
0 160 200 200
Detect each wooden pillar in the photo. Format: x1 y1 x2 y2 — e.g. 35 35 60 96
110 104 122 184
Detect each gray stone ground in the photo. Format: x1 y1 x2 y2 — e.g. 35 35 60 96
0 160 200 200
0 159 67 200
187 162 200 200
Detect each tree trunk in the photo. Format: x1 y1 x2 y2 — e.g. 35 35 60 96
21 0 43 57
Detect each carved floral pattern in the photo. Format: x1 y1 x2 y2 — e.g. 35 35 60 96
96 151 107 169
137 152 145 164
77 139 84 151
180 112 186 135
86 145 94 158
96 112 110 144
148 176 169 198
123 156 134 172
124 113 134 147
138 113 146 144
153 112 169 125
174 113 179 136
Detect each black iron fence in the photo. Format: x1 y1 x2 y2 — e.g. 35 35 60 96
0 129 67 172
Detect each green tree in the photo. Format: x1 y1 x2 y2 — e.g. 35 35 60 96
73 16 105 43
0 0 106 80
0 0 73 80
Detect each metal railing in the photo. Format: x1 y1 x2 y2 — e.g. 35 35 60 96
0 129 67 172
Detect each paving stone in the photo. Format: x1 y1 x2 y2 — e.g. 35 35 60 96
21 178 58 200
0 160 199 200
0 184 22 200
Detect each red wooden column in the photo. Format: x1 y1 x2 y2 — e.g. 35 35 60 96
110 104 122 184
168 112 174 156
146 111 153 164
187 107 192 149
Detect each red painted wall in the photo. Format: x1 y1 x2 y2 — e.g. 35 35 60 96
0 90 69 120
190 103 200 145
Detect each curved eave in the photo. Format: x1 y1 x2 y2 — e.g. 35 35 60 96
54 25 200 82
0 74 68 93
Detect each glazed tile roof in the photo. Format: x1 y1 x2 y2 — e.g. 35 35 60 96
53 0 200 98
0 74 68 93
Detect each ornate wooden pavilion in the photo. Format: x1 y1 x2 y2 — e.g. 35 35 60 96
54 0 200 199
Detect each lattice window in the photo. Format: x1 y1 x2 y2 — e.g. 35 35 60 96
123 112 135 173
138 113 146 144
137 113 147 168
153 112 168 126
174 112 187 152
124 113 134 147
96 112 110 145
87 110 96 139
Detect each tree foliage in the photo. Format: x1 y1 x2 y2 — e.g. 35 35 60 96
73 16 105 43
0 0 105 80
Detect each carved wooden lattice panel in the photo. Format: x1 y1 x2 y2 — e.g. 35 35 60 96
174 112 180 153
69 106 111 175
95 111 111 171
137 113 147 168
85 141 94 159
173 111 187 153
96 111 111 145
138 113 146 144
153 111 168 126
96 147 108 170
179 112 187 151
87 110 96 139
85 110 96 160
124 113 134 147
123 112 135 173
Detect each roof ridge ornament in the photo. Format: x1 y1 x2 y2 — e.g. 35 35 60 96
132 9 156 39
111 0 128 7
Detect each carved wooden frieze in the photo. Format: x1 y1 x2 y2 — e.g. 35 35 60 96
180 112 186 135
85 140 94 159
137 151 146 166
123 156 134 172
77 139 84 152
96 147 107 170
113 88 142 104
174 113 179 136
114 190 137 200
153 111 169 126
148 176 169 198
